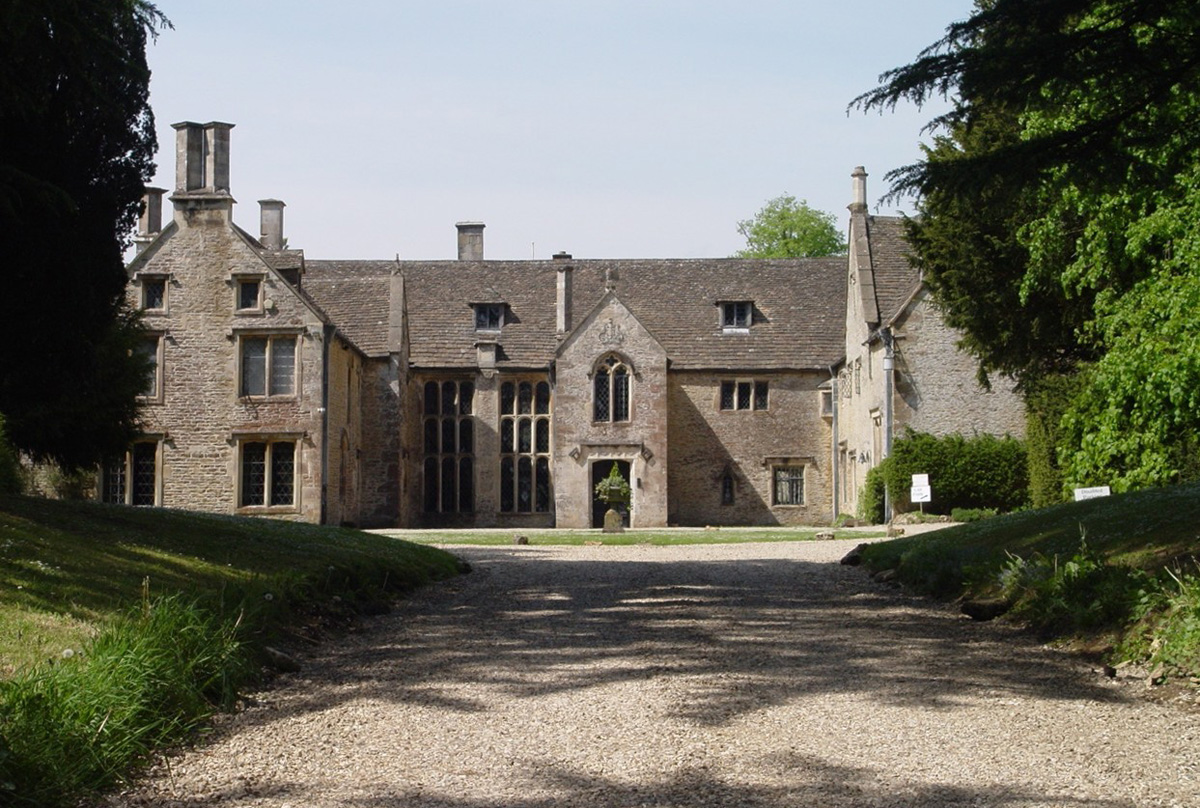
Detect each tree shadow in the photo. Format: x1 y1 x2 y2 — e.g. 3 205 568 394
237 544 1125 730
115 543 1185 807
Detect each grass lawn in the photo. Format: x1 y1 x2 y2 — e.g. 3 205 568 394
376 526 886 546
0 495 462 675
860 481 1200 597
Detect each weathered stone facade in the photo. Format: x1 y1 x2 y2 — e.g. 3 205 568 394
835 167 1025 518
118 123 1023 528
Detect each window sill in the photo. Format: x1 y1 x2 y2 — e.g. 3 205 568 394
236 505 300 515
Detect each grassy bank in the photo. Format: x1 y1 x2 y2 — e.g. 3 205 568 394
0 495 464 805
860 482 1200 679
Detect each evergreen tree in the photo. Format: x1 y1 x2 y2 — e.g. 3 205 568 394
0 1 167 467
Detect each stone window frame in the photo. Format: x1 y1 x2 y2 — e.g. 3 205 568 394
718 300 753 332
137 332 164 404
718 379 768 412
100 437 164 507
764 456 811 509
472 302 505 332
137 272 169 313
235 329 301 400
720 468 736 506
819 387 834 419
422 378 476 515
232 272 266 314
498 377 552 514
234 432 302 513
592 353 632 423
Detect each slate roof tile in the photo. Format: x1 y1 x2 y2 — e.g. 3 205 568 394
305 256 848 370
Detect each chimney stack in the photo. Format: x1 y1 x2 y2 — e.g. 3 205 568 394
556 259 573 334
849 166 868 213
259 199 286 250
456 222 485 261
171 121 235 224
134 187 166 251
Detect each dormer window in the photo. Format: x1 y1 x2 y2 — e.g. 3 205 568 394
474 303 504 331
721 301 752 330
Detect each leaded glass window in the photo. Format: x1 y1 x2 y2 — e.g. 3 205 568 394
499 377 552 514
422 379 475 514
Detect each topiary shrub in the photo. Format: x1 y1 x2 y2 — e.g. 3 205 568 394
0 415 23 495
882 428 1029 515
1024 372 1082 508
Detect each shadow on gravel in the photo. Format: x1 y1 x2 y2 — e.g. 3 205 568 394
245 546 1124 729
344 754 1135 808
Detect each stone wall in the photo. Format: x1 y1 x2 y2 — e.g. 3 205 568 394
667 371 833 526
131 212 327 522
893 292 1026 439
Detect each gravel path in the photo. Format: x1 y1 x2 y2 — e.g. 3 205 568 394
104 540 1198 808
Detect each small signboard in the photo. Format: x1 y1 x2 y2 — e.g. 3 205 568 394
910 484 932 504
1073 485 1111 502
912 474 930 487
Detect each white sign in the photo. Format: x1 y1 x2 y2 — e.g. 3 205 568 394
1073 486 1111 502
912 474 929 487
910 484 932 503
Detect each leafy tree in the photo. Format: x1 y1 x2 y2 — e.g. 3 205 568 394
733 194 846 258
855 0 1200 490
0 1 167 467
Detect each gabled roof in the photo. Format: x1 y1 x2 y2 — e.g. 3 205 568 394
304 256 847 370
302 260 398 356
864 215 921 325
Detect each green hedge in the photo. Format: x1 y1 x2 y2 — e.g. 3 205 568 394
881 429 1029 515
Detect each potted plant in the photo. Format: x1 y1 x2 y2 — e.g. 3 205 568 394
594 463 631 533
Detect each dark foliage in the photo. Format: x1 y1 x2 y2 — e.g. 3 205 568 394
0 1 167 466
881 429 1029 515
853 0 1200 202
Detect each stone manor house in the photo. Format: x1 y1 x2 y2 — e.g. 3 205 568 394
114 121 1024 528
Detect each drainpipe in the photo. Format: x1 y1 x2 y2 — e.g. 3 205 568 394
320 324 332 525
882 328 895 522
828 365 839 523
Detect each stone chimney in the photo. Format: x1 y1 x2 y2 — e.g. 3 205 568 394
170 121 235 225
259 199 286 250
849 166 868 213
133 187 166 251
456 222 485 260
555 254 573 334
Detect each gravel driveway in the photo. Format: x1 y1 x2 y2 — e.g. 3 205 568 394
104 540 1198 807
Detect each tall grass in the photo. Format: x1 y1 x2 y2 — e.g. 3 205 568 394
0 594 254 806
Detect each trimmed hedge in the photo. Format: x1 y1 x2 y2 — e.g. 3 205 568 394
881 428 1029 515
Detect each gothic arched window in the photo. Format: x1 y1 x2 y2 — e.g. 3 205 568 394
593 354 631 422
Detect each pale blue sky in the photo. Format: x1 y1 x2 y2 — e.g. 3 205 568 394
143 1 973 260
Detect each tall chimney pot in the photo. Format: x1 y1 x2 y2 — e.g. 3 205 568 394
456 222 485 261
135 187 166 250
259 199 286 250
849 166 868 213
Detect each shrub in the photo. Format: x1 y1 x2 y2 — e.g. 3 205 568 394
0 416 22 496
998 541 1151 635
1023 372 1081 508
857 464 887 525
950 507 998 523
882 428 1029 515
